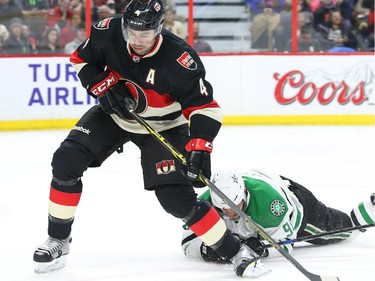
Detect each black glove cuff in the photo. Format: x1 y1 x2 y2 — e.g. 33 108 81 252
242 237 269 258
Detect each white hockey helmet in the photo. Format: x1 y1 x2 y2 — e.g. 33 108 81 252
211 169 246 209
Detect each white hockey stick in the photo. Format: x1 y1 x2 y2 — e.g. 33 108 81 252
124 99 340 281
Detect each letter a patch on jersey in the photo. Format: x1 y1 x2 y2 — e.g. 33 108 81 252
156 160 176 175
94 17 112 30
176 52 197 70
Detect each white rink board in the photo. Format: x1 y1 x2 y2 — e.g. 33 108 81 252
203 55 374 115
0 55 373 122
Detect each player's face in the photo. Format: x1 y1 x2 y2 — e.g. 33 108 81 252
127 28 157 55
221 201 244 220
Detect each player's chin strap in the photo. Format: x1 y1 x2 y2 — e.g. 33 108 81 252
124 98 340 281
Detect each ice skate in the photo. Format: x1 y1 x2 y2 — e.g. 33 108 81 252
33 236 72 273
231 243 271 278
351 193 375 231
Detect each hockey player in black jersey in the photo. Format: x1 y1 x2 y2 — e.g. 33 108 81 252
33 0 269 278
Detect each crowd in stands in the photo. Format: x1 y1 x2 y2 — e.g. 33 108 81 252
247 0 374 52
0 0 373 54
0 0 129 54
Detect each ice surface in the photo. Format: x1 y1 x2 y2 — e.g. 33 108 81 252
0 126 374 281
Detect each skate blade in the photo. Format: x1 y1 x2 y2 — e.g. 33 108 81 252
34 255 67 274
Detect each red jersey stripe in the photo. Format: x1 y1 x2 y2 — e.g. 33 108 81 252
182 100 220 120
189 207 221 236
49 186 82 206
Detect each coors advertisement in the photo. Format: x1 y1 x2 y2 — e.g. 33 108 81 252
273 60 374 106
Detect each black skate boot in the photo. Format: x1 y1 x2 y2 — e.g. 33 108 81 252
33 236 72 273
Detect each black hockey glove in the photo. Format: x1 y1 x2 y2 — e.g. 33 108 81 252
88 70 134 118
200 243 230 264
182 138 212 188
242 237 269 258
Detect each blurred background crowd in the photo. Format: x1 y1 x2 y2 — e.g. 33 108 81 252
0 0 373 54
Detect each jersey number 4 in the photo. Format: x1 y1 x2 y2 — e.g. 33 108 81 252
199 78 208 96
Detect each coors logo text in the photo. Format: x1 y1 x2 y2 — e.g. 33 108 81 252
274 70 368 105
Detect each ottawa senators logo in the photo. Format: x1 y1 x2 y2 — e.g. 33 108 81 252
176 52 197 70
94 17 112 30
156 160 176 175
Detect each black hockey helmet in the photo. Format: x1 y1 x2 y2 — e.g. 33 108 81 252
123 0 164 32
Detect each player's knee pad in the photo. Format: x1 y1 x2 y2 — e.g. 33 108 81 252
155 184 197 218
51 140 95 181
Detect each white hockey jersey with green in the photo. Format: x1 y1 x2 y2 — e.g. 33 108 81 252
182 169 304 257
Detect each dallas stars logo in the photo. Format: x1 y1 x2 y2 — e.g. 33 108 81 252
270 200 285 216
134 10 141 16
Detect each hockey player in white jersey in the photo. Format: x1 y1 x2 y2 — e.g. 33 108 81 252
181 169 374 276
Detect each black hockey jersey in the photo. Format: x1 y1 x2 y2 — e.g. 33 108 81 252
70 15 222 138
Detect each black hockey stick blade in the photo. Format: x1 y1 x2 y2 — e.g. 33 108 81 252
124 106 340 281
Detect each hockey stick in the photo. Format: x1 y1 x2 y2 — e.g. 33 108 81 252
124 99 339 281
262 223 374 249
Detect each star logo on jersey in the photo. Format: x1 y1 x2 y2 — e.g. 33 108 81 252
270 200 285 216
135 10 141 16
176 52 197 70
232 175 238 183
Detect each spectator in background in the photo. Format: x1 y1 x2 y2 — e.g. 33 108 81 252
59 10 81 47
79 0 99 23
249 0 285 19
21 22 37 53
273 0 292 51
313 0 336 31
250 2 282 50
0 22 9 53
97 4 115 20
37 26 63 53
162 0 175 10
274 0 313 51
298 0 314 26
354 0 374 50
335 0 354 28
3 17 31 53
193 21 213 53
21 0 50 43
163 5 186 40
310 0 323 12
20 1 50 18
45 0 74 33
0 0 24 29
64 21 85 54
317 9 358 51
284 25 323 52
70 0 83 11
115 0 131 13
298 0 312 12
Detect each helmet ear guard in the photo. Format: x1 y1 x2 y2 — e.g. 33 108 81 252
211 169 247 209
